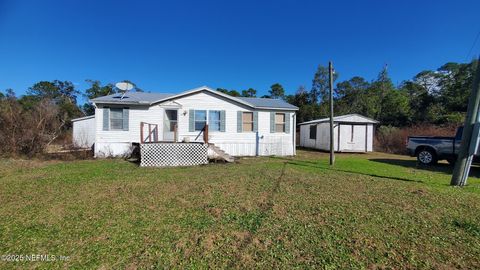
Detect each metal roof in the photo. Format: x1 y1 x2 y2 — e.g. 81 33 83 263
91 86 298 110
91 92 175 105
71 115 95 122
236 97 298 110
298 114 379 125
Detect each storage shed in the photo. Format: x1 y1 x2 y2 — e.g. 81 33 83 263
299 114 378 152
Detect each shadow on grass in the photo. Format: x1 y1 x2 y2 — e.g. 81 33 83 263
296 147 370 155
369 158 480 178
453 218 480 237
285 159 425 184
272 155 480 186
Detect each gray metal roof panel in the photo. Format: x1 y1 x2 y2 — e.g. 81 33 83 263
236 97 298 110
91 92 175 104
91 89 298 110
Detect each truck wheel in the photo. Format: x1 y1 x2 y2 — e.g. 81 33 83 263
417 149 437 165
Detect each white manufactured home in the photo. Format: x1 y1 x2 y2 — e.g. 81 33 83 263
299 114 378 152
72 86 298 159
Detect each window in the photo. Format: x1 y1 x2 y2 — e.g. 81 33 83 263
275 113 285 132
309 125 316 139
242 112 254 132
209 110 221 131
110 108 124 130
350 125 354 142
194 110 207 131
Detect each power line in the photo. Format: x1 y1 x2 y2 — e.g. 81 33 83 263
465 29 480 62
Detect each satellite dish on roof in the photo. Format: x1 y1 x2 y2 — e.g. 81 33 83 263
115 82 134 91
115 81 134 100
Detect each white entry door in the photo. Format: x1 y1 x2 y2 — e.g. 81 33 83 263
163 109 178 141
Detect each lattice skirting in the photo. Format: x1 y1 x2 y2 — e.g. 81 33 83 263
140 143 208 167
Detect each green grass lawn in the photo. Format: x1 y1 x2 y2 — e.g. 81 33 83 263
1 150 480 269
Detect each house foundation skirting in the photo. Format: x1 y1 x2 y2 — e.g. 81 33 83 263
140 143 208 167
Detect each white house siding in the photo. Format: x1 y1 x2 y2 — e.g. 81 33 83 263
94 91 296 157
94 105 165 157
95 142 134 157
167 92 295 156
72 116 95 148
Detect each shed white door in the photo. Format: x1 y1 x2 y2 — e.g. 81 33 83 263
342 124 367 152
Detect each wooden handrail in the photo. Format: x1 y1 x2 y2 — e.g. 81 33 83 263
154 126 158 142
140 121 159 143
203 124 209 144
194 124 209 143
148 124 151 142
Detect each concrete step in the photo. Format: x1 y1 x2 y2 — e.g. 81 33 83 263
208 144 234 163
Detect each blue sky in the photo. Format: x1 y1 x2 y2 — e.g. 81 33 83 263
1 0 479 103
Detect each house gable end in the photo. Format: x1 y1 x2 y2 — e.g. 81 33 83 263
151 87 255 109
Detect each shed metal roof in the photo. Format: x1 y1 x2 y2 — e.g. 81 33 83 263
71 115 95 122
298 114 379 125
91 86 298 110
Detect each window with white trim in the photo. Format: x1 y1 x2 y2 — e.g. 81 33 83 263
242 112 254 132
275 113 285 133
209 110 221 131
110 108 124 130
194 110 207 131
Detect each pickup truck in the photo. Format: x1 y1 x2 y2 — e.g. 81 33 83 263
406 126 469 165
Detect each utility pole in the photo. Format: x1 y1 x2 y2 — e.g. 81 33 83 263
329 61 335 166
451 58 480 186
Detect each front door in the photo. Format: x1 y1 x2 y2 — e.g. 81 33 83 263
164 109 178 141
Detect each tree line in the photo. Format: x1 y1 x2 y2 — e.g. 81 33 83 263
285 60 476 126
0 59 476 156
215 60 477 127
0 80 142 156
